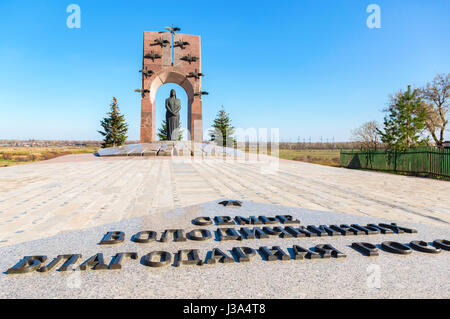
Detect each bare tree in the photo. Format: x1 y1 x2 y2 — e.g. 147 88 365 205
419 73 449 148
351 121 380 150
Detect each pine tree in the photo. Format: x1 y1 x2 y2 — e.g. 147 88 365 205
98 97 128 148
209 106 235 147
377 86 428 151
157 120 182 141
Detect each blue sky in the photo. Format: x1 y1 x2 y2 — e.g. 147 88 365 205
0 0 449 142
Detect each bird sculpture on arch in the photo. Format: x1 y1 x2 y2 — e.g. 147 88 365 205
137 27 207 143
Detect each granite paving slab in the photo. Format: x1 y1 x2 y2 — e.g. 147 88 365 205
0 201 448 299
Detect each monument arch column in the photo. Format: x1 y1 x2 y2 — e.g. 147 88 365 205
139 31 204 143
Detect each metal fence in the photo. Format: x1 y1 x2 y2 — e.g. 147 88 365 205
340 147 450 180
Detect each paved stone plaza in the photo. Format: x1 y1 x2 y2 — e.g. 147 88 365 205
0 155 449 248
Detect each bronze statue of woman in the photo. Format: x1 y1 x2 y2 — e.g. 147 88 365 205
165 89 181 140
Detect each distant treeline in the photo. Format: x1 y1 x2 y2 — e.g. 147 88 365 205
278 142 368 150
0 140 140 147
1 140 373 150
243 142 372 150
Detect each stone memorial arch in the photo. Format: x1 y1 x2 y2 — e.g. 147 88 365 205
139 31 204 143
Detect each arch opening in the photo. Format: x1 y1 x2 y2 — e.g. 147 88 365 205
155 83 189 141
142 70 196 142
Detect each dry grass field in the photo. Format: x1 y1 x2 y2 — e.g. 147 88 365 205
278 149 341 166
242 145 342 167
0 144 343 168
0 146 98 167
